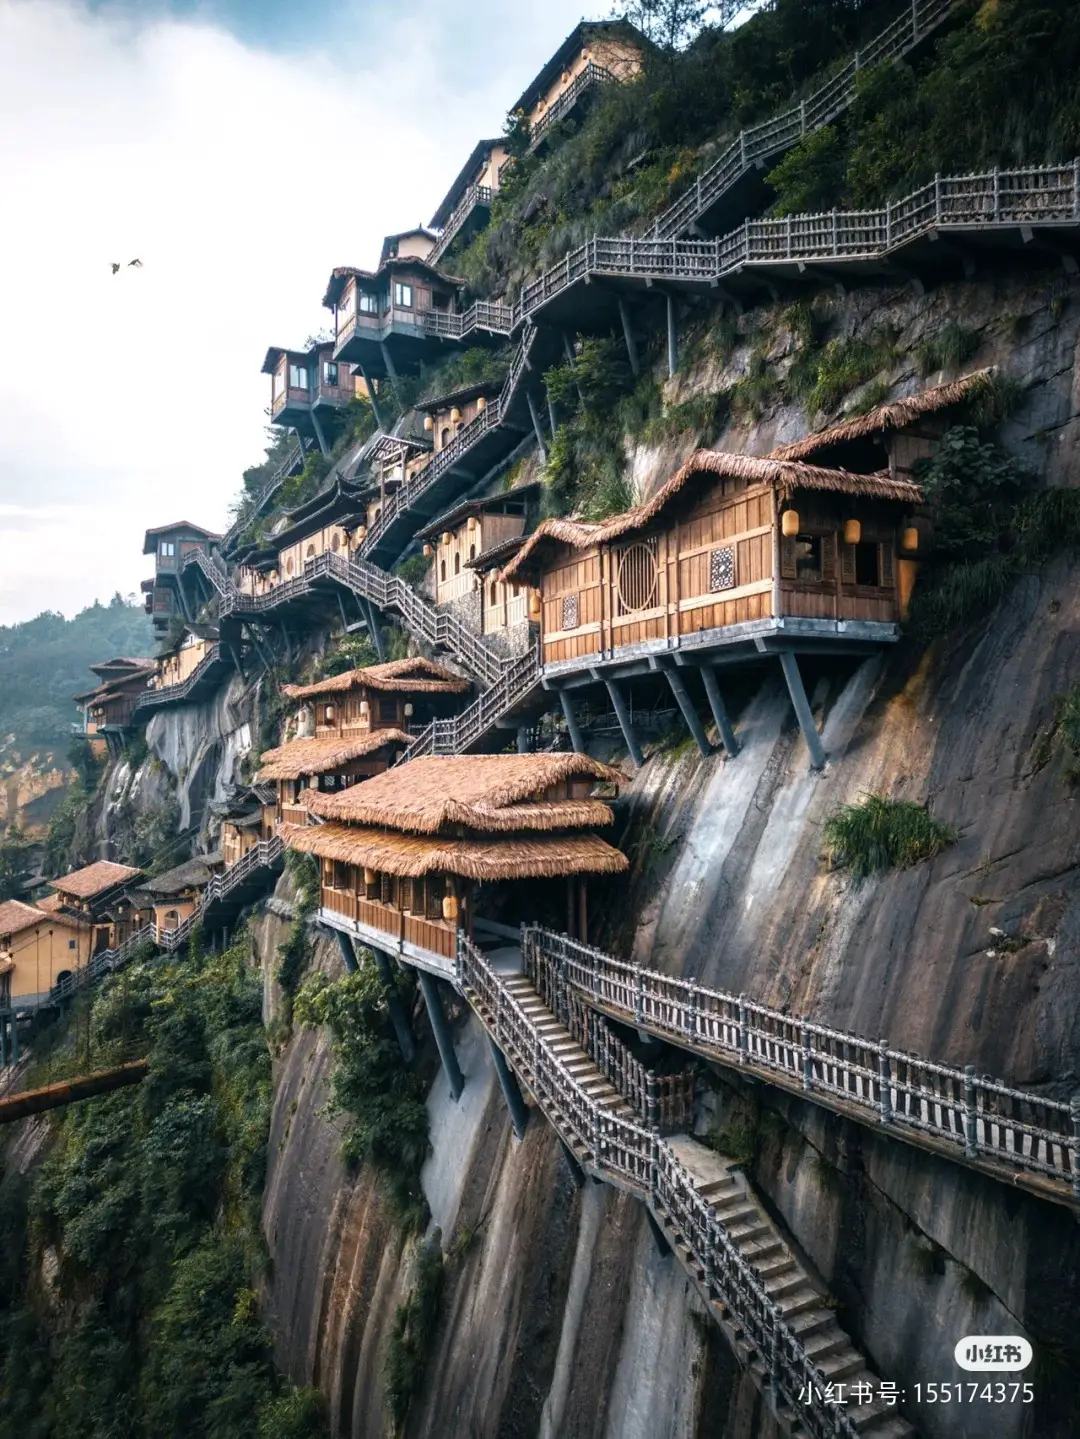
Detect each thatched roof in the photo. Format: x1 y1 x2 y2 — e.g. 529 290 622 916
769 371 993 462
280 822 628 881
305 753 621 834
499 450 923 583
283 657 470 701
257 730 411 782
49 860 143 900
466 534 528 573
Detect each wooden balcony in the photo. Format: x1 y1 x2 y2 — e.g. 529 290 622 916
318 885 458 976
279 803 312 827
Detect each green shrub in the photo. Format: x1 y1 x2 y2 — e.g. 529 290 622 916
788 328 899 416
384 1242 444 1433
394 553 430 589
294 967 429 1224
766 125 846 215
317 632 378 679
822 794 959 881
915 322 981 378
276 852 319 1000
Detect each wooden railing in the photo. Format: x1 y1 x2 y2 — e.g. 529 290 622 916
528 63 615 152
429 185 495 266
529 941 694 1132
521 927 1080 1204
401 641 541 759
219 440 305 555
404 913 457 959
157 839 285 952
51 925 156 1003
650 0 955 239
515 161 1080 324
421 299 513 340
455 935 870 1439
279 803 312 827
133 644 225 714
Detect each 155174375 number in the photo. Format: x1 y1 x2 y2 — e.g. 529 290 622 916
915 1383 1034 1403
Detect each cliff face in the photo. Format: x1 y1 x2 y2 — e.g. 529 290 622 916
249 273 1080 1438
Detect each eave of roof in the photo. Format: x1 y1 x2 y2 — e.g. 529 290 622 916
416 482 541 541
256 729 411 782
142 522 220 554
429 138 503 229
415 378 505 415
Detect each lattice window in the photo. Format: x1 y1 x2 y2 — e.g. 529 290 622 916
562 592 579 630
709 546 735 592
616 540 658 615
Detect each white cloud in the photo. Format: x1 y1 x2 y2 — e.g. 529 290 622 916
0 0 587 623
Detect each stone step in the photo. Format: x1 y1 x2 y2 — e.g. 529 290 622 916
801 1328 849 1362
773 1283 823 1316
754 1254 796 1281
764 1270 811 1300
726 1218 770 1245
737 1236 786 1266
785 1308 837 1342
817 1350 868 1384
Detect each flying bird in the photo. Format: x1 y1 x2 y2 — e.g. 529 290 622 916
111 263 120 273
128 259 142 267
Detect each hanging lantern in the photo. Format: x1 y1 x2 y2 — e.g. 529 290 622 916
561 69 570 83
442 894 459 922
843 518 862 546
442 531 453 546
781 509 800 538
467 516 479 532
359 699 370 718
423 543 433 558
528 590 542 620
450 407 462 424
476 395 487 411
355 524 367 541
423 414 434 432
364 868 377 886
403 702 414 718
901 525 919 552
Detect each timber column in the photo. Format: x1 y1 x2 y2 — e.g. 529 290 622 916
418 970 464 1100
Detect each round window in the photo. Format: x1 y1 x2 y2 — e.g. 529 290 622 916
616 542 658 613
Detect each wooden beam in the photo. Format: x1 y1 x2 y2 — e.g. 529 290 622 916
558 689 585 753
700 666 740 758
603 676 644 768
0 1060 149 1124
778 650 826 770
617 297 640 377
665 668 711 758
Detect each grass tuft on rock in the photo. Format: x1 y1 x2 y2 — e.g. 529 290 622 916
384 1241 445 1434
822 794 958 881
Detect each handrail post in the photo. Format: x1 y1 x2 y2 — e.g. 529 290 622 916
634 966 644 1025
934 171 942 224
878 1039 892 1124
801 1023 813 1091
962 1064 978 1158
737 995 749 1065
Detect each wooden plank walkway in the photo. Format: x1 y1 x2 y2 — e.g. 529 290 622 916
523 928 1080 1212
457 942 915 1438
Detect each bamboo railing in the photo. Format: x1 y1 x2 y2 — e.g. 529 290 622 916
521 927 1080 1204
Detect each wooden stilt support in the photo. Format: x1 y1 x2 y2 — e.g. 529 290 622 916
645 1206 673 1259
778 650 826 770
558 689 584 753
516 725 530 754
603 677 644 768
665 669 711 758
310 408 329 457
418 970 463 1100
358 362 383 430
666 294 678 378
700 665 740 757
562 331 585 404
617 297 640 377
363 598 385 660
0 1060 149 1124
488 1037 528 1139
526 390 548 464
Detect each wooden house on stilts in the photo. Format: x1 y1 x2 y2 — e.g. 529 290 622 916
500 448 925 769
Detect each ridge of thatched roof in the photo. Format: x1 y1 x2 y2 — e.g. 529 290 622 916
130 853 222 899
49 860 143 900
282 657 470 701
303 753 621 834
257 730 411 782
280 822 628 881
768 370 993 462
499 450 923 583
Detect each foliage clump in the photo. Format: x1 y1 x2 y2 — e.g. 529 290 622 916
276 851 320 1003
0 934 325 1438
384 1241 445 1433
822 793 959 880
294 965 428 1225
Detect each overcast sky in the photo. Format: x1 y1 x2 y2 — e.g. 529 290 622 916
0 0 596 624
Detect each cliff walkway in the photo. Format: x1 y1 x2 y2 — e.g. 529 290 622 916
455 935 916 1439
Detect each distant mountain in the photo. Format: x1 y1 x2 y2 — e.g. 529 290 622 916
0 593 152 833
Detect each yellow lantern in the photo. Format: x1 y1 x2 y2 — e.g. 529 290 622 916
403 703 414 718
467 516 479 532
359 699 370 718
423 414 434 432
442 531 453 546
442 894 459 922
843 518 862 546
450 407 462 424
901 525 919 552
423 543 433 558
781 509 800 538
528 590 542 621
364 868 377 886
476 395 486 411
355 524 367 541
